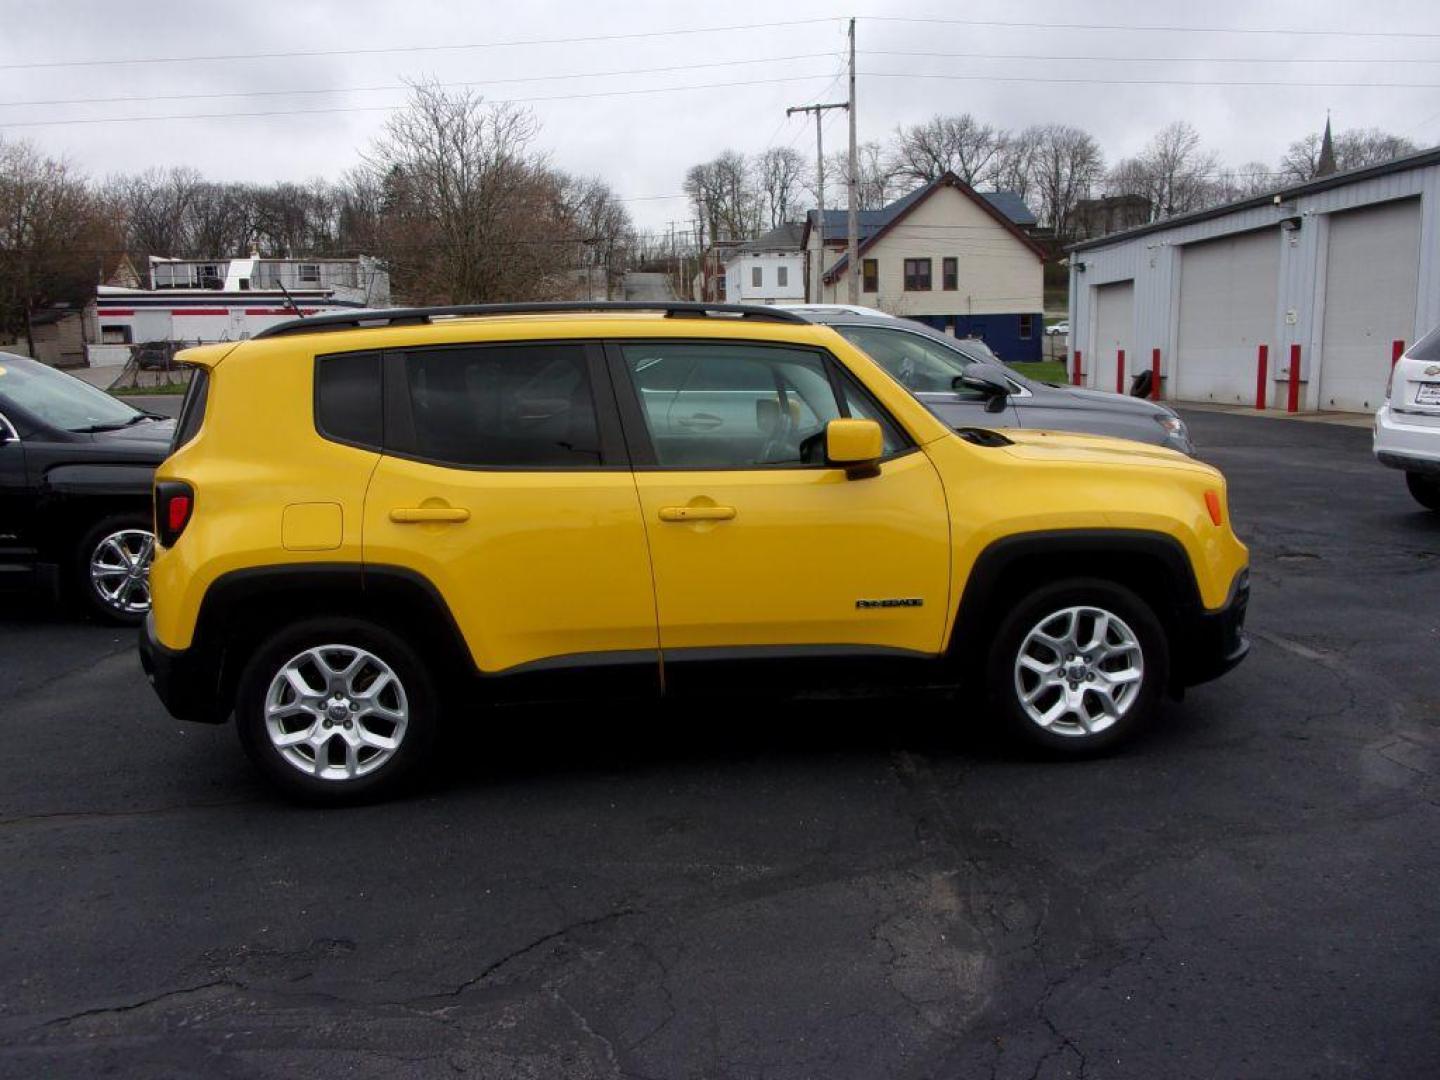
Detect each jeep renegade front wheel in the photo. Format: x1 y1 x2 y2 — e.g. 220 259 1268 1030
987 579 1168 753
235 619 438 803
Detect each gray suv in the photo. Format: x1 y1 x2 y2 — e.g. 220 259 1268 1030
800 312 1194 454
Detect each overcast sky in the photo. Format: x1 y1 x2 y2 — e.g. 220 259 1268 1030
2 0 1438 237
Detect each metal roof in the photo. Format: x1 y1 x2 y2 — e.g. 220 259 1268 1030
1069 144 1440 252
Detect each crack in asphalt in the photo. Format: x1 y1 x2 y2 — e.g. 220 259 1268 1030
41 979 236 1028
0 798 257 829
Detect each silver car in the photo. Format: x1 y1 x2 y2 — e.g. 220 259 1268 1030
800 312 1193 454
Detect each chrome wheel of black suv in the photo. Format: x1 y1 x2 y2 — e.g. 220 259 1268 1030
77 514 155 624
988 578 1168 753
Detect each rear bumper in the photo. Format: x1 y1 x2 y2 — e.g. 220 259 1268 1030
1174 569 1250 688
139 613 227 724
1374 404 1440 474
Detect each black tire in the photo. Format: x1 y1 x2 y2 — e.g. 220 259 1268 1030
1406 471 1440 512
234 618 439 804
74 513 155 625
986 578 1169 754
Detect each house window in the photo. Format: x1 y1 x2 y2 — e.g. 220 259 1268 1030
777 265 788 288
298 263 321 284
862 259 878 292
903 258 932 291
942 258 958 291
1019 314 1035 340
752 266 763 289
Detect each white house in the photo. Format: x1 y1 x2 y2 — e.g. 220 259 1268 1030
723 224 805 304
1067 145 1440 412
802 175 1046 360
84 254 390 366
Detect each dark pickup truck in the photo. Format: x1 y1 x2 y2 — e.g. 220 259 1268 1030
0 353 174 623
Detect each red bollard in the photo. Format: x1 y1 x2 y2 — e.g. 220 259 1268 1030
1392 339 1406 368
1150 347 1161 400
1255 344 1268 410
1072 349 1083 386
1287 343 1301 413
1116 348 1126 394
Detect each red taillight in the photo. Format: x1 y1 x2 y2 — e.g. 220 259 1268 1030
155 481 194 546
166 495 191 534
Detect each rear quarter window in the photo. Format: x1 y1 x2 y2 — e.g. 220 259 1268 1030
315 351 383 449
172 368 209 450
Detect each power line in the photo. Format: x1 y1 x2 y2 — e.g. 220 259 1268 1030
0 53 839 110
862 70 1440 90
868 48 1440 65
863 15 1440 40
0 73 842 129
0 18 841 72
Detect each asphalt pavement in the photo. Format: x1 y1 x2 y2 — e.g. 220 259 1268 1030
1 410 1437 1079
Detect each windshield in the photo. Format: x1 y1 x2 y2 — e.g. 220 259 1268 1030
835 325 977 392
0 356 142 432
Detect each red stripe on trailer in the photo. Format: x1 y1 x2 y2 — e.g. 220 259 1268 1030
1072 350 1083 385
1115 348 1125 394
1255 344 1268 410
1392 339 1405 367
1287 343 1301 413
1150 347 1161 400
100 308 135 316
172 309 230 316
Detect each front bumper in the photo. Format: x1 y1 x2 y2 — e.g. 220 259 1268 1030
1174 570 1250 688
139 613 227 724
1374 404 1440 475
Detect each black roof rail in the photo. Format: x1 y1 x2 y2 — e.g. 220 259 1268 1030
251 301 808 339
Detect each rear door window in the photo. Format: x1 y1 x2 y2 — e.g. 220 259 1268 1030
173 368 210 450
396 344 601 468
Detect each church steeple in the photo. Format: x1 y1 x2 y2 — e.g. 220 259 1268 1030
1316 113 1337 177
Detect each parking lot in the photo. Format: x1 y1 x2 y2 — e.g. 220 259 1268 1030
1 408 1437 1079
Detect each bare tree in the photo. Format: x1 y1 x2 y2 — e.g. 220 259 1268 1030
1030 124 1105 239
0 138 107 350
1211 161 1277 202
756 146 805 228
360 81 572 303
891 114 1002 187
1281 127 1419 182
561 173 634 297
1108 122 1217 220
987 130 1040 204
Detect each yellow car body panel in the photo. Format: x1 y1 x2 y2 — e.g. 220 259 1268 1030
151 312 1247 674
362 457 658 672
631 449 951 654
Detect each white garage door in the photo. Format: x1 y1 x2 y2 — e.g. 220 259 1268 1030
1091 281 1133 391
1319 198 1421 412
1175 230 1280 403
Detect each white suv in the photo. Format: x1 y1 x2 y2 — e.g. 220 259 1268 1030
1375 326 1440 511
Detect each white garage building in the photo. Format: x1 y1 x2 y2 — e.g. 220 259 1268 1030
1068 147 1440 413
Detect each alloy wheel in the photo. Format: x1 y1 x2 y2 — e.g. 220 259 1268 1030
1013 605 1144 737
263 645 409 781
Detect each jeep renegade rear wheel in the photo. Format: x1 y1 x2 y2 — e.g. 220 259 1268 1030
235 619 438 803
987 579 1168 753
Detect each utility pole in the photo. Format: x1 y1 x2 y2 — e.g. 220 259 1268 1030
787 99 848 302
847 17 859 304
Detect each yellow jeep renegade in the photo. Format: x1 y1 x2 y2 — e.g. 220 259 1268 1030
139 302 1249 801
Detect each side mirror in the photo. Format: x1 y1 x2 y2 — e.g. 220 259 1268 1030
825 418 884 479
954 365 1012 413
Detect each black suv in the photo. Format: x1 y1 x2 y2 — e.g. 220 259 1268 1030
0 353 173 622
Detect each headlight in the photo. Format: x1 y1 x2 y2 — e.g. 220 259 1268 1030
1156 414 1188 440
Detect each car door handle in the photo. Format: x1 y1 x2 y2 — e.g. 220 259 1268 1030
389 507 471 523
658 505 736 523
676 413 723 430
